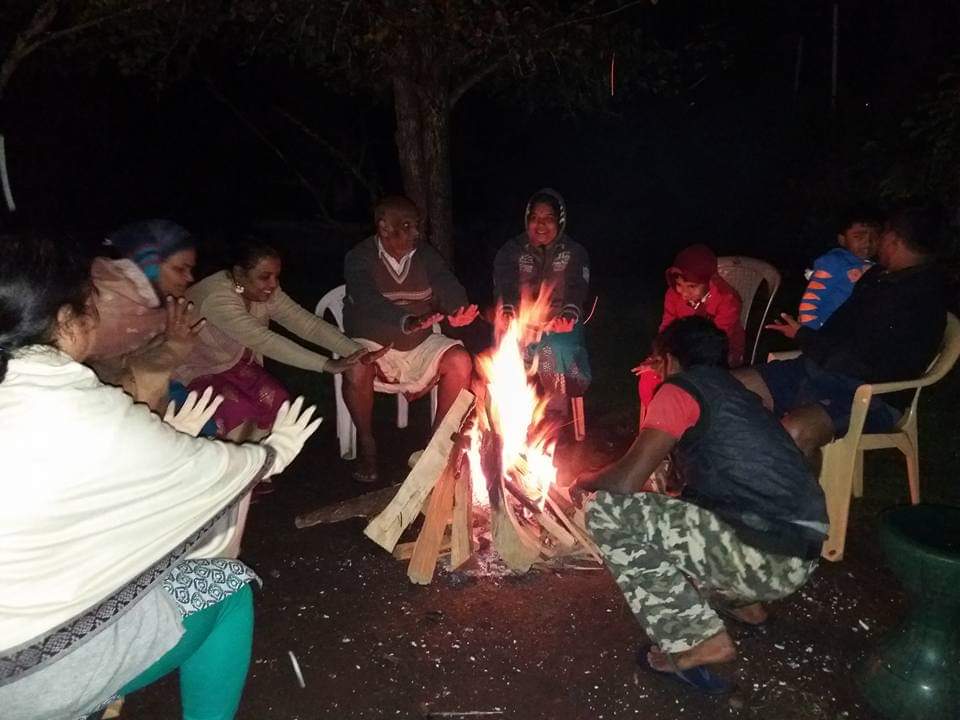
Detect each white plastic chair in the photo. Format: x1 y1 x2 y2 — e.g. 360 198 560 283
316 285 438 460
717 256 781 365
768 312 960 561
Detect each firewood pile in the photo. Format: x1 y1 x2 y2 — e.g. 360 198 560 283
363 390 602 585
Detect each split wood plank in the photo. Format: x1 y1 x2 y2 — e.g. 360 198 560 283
364 390 474 552
450 468 475 569
407 465 457 584
545 495 604 564
394 535 451 561
491 475 541 571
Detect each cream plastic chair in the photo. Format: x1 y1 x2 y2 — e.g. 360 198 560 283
717 256 781 365
769 312 960 561
315 285 438 460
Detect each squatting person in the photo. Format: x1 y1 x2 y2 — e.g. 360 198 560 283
571 316 828 694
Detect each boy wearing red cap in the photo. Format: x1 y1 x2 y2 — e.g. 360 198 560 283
635 244 745 418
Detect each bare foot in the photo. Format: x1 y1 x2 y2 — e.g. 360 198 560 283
647 630 737 673
725 602 768 626
354 438 378 482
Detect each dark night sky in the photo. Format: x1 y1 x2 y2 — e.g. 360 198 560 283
1 0 958 297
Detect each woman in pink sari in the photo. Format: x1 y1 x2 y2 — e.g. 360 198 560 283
178 239 384 441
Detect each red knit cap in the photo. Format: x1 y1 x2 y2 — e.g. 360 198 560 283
665 244 717 285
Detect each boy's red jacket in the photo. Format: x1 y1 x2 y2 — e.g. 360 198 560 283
659 275 746 367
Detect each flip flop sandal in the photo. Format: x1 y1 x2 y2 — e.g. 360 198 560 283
712 602 771 631
635 644 736 696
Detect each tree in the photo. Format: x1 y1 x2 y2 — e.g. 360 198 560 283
86 0 678 259
0 1 163 103
4 1 688 256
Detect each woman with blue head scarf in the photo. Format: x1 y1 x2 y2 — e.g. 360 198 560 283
87 219 202 412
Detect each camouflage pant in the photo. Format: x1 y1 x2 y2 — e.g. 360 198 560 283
586 491 817 653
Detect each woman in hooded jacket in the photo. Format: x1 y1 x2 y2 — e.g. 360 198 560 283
492 188 592 417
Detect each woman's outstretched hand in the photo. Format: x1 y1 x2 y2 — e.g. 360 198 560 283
163 296 205 362
547 315 576 334
163 386 223 437
325 345 391 374
264 397 323 477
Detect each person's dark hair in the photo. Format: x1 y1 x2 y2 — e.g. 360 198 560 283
230 236 281 272
838 204 883 234
884 206 945 256
653 316 729 369
0 234 92 382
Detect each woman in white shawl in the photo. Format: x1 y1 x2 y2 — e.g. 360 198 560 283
0 235 321 720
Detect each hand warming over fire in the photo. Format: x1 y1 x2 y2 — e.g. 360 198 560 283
569 472 601 508
547 315 576 334
447 304 479 327
765 312 801 339
403 311 444 334
631 354 665 377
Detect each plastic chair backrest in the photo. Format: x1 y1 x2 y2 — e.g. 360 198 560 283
716 256 782 364
315 285 347 355
893 312 960 430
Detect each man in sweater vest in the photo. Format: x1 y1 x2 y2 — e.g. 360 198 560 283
572 317 827 694
343 196 478 482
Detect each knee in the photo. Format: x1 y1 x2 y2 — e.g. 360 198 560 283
781 414 827 456
344 361 375 387
440 346 472 380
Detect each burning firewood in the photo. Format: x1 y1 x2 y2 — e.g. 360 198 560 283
363 288 604 583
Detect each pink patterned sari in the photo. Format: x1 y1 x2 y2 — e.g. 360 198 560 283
188 351 289 435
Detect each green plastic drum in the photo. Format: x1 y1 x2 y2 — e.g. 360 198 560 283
857 505 960 720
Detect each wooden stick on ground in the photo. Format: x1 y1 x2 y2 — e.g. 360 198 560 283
365 390 474 552
408 465 457 585
295 484 401 528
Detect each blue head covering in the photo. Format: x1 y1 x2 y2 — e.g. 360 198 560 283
105 220 193 282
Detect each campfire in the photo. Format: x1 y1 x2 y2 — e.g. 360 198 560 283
362 291 602 584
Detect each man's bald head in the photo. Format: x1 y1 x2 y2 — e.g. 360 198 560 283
374 195 419 223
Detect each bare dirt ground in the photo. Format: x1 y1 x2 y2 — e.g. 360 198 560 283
120 381 952 720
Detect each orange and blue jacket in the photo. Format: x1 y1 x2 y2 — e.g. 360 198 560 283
798 248 873 329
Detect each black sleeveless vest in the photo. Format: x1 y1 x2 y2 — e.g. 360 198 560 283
664 365 828 560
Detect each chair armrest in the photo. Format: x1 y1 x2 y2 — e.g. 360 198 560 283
842 377 922 443
767 350 802 362
860 377 926 397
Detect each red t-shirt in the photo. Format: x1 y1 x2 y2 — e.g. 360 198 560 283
639 382 701 439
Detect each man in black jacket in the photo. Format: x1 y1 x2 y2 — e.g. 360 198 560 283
738 207 947 456
572 317 827 694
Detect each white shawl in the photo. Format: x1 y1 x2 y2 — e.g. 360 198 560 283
0 348 270 656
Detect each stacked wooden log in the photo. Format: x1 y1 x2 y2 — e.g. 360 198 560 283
364 389 601 585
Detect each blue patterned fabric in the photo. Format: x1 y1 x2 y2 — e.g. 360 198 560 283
162 559 260 617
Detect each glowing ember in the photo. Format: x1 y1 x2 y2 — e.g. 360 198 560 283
468 286 561 509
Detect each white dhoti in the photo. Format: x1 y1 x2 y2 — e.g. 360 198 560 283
355 333 464 395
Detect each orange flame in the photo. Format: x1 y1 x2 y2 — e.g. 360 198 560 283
468 284 560 508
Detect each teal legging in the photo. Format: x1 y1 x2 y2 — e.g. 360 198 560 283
118 583 254 720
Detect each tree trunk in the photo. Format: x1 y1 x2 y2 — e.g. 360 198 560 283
391 39 454 262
